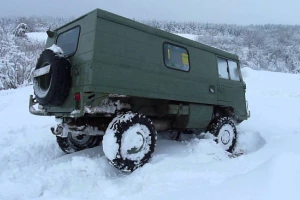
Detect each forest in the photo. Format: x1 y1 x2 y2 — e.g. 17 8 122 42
0 16 299 90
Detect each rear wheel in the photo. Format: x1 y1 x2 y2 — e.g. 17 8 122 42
57 133 102 154
102 112 157 172
206 116 237 153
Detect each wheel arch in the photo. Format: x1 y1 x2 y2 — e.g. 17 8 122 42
213 106 242 123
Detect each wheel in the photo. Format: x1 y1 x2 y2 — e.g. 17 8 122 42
206 116 237 153
102 112 157 172
33 46 71 106
56 133 102 154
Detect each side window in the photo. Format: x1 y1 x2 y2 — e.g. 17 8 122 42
56 26 80 57
228 60 240 81
217 57 229 79
163 43 190 72
217 57 240 81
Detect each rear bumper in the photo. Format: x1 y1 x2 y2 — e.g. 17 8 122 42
29 95 50 116
28 94 85 118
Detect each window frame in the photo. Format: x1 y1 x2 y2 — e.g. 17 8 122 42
163 42 191 72
55 25 81 57
227 60 240 81
217 56 241 82
217 57 230 80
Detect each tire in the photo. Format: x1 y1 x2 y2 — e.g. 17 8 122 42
206 116 237 153
102 112 157 172
57 133 102 154
33 48 71 106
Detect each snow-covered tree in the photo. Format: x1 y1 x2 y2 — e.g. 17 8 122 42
12 23 28 37
1 16 300 90
0 32 44 90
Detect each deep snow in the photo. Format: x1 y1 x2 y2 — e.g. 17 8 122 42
26 32 47 43
0 34 300 200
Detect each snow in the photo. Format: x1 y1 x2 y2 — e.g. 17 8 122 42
25 32 65 56
47 44 65 56
102 125 119 161
120 124 151 161
85 99 131 114
103 112 139 162
175 33 198 41
1 67 300 199
26 32 47 43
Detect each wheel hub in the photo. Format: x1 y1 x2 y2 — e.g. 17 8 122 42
220 130 231 145
127 132 145 154
217 124 235 151
69 133 90 145
121 124 151 161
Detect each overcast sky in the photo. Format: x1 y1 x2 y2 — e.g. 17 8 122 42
1 0 300 25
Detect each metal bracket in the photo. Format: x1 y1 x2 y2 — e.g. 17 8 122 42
32 65 51 78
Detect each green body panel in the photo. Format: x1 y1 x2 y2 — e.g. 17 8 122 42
30 8 249 128
187 104 213 129
217 78 247 118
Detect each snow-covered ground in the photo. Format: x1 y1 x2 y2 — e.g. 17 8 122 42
1 66 300 200
26 32 47 43
175 33 198 40
0 34 300 200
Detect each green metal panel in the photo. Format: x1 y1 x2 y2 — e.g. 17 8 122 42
186 104 213 128
43 10 98 114
36 8 248 123
217 79 248 118
215 56 248 120
95 9 238 60
89 17 219 104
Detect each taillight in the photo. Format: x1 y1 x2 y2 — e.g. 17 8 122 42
74 93 81 101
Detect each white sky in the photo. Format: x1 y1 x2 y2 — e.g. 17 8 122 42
1 0 300 25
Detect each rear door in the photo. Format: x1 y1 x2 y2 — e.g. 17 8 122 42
216 57 246 105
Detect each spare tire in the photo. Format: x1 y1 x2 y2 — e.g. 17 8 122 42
33 47 71 106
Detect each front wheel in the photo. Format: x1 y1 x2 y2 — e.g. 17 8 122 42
206 116 237 153
102 112 157 172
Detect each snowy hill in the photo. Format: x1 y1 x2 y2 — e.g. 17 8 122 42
0 66 300 199
26 32 47 43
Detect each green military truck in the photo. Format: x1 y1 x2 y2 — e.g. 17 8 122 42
29 8 250 172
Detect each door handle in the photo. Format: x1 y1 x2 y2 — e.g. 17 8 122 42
209 85 215 94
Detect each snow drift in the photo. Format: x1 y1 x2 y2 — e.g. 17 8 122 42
0 34 300 199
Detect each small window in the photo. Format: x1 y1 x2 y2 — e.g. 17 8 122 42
163 43 190 71
217 57 229 79
56 26 80 57
217 57 240 81
228 60 240 81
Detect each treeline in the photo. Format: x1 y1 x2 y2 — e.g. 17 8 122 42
140 20 300 73
0 16 73 90
0 16 74 33
1 16 300 90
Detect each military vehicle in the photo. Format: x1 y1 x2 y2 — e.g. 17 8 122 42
29 8 250 172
